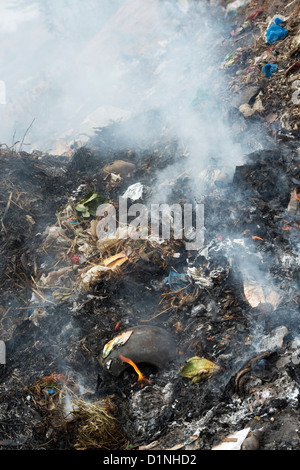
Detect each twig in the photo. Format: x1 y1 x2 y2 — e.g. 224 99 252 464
10 199 24 210
13 375 31 392
284 0 297 9
1 141 20 151
0 191 12 232
142 305 174 322
32 287 56 305
17 306 40 310
18 118 35 153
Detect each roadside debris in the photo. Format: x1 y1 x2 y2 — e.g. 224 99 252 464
291 79 300 105
238 93 264 118
248 10 263 22
102 330 133 359
258 325 288 352
163 271 192 292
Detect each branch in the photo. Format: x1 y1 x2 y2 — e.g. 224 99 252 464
18 118 35 152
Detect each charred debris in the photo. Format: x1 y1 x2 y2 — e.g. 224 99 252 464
0 0 300 452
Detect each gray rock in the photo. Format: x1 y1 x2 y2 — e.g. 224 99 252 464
232 85 263 109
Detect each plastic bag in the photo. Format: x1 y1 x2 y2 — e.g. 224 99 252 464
266 18 288 44
262 63 278 78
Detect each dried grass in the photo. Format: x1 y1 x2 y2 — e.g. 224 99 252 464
72 397 128 450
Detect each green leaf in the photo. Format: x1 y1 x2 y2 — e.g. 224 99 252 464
76 191 109 219
75 203 87 212
179 356 221 383
81 191 99 204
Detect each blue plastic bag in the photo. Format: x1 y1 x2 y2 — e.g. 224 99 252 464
266 18 288 44
262 63 278 78
163 271 192 293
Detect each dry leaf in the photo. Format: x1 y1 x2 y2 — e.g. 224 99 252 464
243 281 265 307
102 330 133 358
244 281 282 309
102 252 128 269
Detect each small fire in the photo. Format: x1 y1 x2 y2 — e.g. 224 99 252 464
119 354 151 386
242 231 264 241
294 188 300 202
280 220 291 231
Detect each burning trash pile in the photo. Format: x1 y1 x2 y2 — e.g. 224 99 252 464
0 0 299 453
1 110 299 451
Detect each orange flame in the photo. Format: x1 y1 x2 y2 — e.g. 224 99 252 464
252 236 264 241
119 354 151 385
294 188 300 202
280 220 291 231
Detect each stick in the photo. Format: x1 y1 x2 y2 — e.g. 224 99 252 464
32 287 56 305
0 191 12 231
284 0 297 9
18 118 35 152
142 305 174 322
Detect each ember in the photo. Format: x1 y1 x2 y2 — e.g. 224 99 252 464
280 222 292 231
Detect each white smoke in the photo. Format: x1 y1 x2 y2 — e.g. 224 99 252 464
0 1 39 34
0 0 258 188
